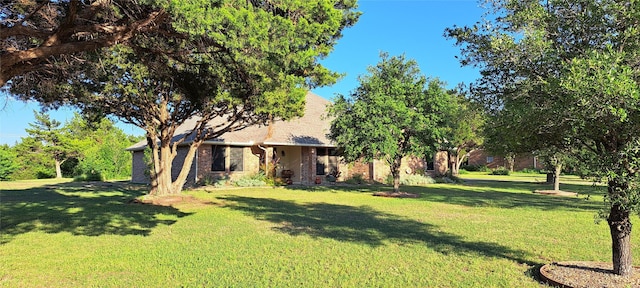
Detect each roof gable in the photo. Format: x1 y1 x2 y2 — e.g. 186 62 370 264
127 92 334 150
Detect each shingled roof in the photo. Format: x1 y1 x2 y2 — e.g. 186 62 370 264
126 92 335 151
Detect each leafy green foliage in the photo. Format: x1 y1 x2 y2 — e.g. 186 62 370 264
233 173 268 187
344 173 366 184
11 135 56 180
461 164 489 172
8 113 136 181
384 173 436 186
441 86 485 175
447 0 640 275
489 168 510 176
25 111 76 178
11 1 359 196
198 175 230 188
328 53 452 192
0 145 19 180
67 115 138 180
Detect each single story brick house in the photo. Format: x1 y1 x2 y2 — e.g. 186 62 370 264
127 92 438 185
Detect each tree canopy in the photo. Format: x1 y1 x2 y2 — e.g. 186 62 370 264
327 53 450 193
0 145 19 181
4 0 360 196
0 0 168 87
6 113 138 181
446 0 640 276
25 111 75 178
441 87 484 176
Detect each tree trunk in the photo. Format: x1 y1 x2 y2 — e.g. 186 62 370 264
607 179 633 276
452 149 470 177
171 142 201 193
146 136 160 195
553 163 562 191
506 154 515 172
391 157 402 193
450 153 459 176
153 143 175 196
54 158 63 178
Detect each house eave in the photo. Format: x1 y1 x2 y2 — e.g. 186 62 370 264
126 141 337 152
262 141 336 148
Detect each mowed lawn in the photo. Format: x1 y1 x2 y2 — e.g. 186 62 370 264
1 174 638 287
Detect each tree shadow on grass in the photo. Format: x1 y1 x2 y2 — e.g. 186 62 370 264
220 196 535 265
295 180 605 212
409 183 604 212
0 181 191 244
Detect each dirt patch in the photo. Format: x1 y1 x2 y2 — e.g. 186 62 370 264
130 195 207 207
533 190 578 197
540 261 640 288
372 192 419 198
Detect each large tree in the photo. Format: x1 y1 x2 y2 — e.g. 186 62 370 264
447 0 640 276
327 53 450 193
64 114 139 180
441 87 484 176
7 1 360 196
11 136 55 180
25 111 75 178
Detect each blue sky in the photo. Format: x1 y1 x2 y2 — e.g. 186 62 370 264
0 0 485 146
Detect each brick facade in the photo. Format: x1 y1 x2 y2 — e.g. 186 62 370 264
341 161 373 182
432 151 448 176
131 147 197 184
466 150 543 170
196 144 261 183
132 144 439 186
131 150 148 183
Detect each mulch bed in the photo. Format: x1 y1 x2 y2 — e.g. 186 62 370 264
533 190 579 197
540 261 640 287
372 191 419 198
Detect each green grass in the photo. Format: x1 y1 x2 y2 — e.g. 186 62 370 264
0 176 635 287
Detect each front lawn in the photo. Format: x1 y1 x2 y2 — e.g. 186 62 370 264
0 177 634 287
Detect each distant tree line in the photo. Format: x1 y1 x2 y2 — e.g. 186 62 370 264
0 111 141 181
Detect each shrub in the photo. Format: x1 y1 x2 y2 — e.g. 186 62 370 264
345 173 366 184
234 178 267 187
434 175 464 184
461 164 490 172
458 169 469 175
434 176 455 184
385 174 436 185
233 173 267 187
490 167 510 175
264 177 287 186
519 168 541 174
74 171 104 182
401 174 436 185
199 175 229 187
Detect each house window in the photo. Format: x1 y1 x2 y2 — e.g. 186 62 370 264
316 148 338 175
230 147 244 171
426 154 435 170
316 148 327 175
329 148 338 173
486 156 494 163
212 145 225 171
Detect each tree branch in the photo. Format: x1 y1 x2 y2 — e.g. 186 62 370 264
1 9 167 87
